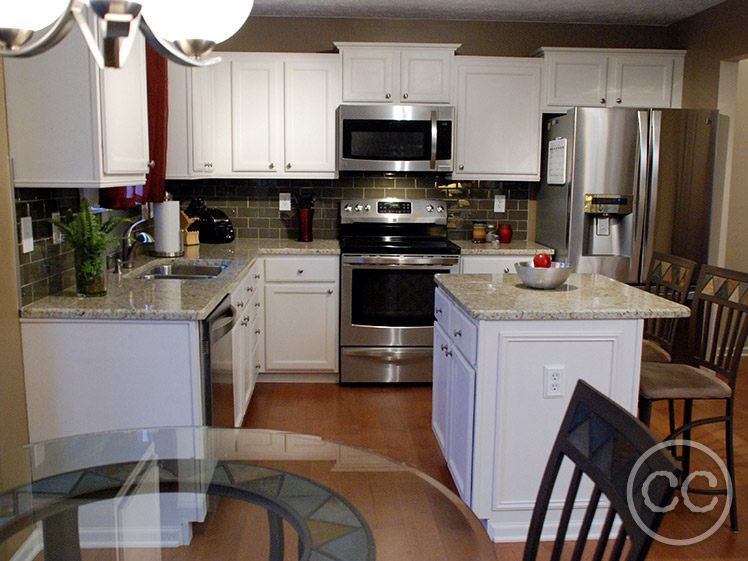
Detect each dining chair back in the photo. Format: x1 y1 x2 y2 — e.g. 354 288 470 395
523 380 679 561
642 252 697 362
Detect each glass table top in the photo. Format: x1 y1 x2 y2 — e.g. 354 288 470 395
0 427 496 561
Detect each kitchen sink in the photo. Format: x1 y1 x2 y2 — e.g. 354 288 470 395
136 263 227 280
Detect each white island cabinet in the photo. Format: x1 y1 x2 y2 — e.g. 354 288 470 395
433 273 689 542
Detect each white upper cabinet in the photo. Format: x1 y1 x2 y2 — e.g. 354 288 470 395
4 24 149 188
452 57 542 181
536 47 685 111
336 42 459 104
209 52 340 178
165 63 215 179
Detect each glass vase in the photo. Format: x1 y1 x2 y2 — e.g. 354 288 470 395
74 250 107 297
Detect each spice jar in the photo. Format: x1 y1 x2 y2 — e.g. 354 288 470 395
472 222 487 243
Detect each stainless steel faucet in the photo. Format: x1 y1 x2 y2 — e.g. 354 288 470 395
119 218 154 270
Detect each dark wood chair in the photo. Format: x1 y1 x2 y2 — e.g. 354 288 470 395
639 264 748 532
641 252 697 363
524 380 680 561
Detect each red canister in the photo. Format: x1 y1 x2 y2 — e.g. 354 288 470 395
498 223 513 243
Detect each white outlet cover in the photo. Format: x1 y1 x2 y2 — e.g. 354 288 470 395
20 216 34 254
51 212 62 244
494 194 506 213
279 193 291 212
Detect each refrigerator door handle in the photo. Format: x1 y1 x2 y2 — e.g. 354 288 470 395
642 110 662 282
632 109 651 283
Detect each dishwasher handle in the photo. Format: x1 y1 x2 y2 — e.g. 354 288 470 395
207 295 239 345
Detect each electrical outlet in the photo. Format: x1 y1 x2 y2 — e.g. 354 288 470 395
279 192 291 212
51 212 62 244
494 194 506 213
20 216 34 254
543 366 565 398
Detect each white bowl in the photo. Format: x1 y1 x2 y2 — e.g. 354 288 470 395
514 261 572 289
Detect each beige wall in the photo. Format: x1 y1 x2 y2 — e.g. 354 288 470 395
219 16 669 55
0 60 28 451
724 61 748 272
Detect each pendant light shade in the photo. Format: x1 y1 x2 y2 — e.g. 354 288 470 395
0 1 69 32
141 0 253 45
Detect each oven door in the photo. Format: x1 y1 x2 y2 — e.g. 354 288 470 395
341 254 459 346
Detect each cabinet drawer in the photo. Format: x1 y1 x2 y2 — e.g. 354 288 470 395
434 287 451 327
451 305 478 365
264 256 338 282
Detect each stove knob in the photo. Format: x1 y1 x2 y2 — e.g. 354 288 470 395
343 205 353 212
354 204 364 212
436 205 445 213
364 204 371 212
425 205 434 212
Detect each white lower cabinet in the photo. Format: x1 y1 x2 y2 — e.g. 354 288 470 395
263 256 339 373
433 287 643 542
460 254 538 274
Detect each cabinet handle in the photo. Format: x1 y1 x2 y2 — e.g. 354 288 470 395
435 307 442 314
445 350 453 357
254 274 260 279
148 160 155 168
600 98 606 104
237 301 245 308
269 162 274 170
402 93 408 100
327 289 334 294
286 163 292 169
385 92 391 99
454 329 462 337
243 315 250 323
255 329 261 334
503 267 510 273
255 363 261 369
247 286 253 292
440 343 448 351
254 302 261 307
458 164 464 170
298 269 304 274
616 98 622 104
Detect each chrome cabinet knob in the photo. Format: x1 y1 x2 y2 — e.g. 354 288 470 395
454 329 462 337
269 162 274 169
298 269 304 274
503 267 510 273
148 160 155 168
445 350 453 357
458 164 464 170
385 93 391 99
600 98 606 104
328 289 334 294
402 93 408 100
440 343 448 351
237 301 245 308
435 307 442 314
254 274 260 279
254 302 261 308
255 329 261 334
286 163 292 169
255 363 261 369
616 98 622 104
247 286 253 292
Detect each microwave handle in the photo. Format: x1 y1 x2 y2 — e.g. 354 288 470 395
430 110 437 170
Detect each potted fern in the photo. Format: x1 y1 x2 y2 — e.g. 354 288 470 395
50 199 131 296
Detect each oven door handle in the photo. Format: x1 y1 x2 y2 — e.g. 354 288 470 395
430 110 437 170
343 255 459 267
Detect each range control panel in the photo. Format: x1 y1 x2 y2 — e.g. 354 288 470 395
341 198 446 224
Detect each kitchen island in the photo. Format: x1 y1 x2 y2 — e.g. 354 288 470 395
432 272 689 542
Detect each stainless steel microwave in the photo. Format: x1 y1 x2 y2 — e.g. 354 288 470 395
337 105 455 173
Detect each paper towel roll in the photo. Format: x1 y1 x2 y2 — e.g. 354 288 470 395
153 201 183 256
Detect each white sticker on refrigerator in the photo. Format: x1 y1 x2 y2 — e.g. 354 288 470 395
547 138 567 185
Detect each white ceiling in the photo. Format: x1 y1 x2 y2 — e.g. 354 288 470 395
251 0 726 26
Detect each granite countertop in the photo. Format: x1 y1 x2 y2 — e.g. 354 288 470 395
20 239 340 321
435 273 691 321
452 240 554 255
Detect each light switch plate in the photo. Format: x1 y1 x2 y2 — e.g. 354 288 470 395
279 193 291 212
494 194 506 213
21 216 34 253
51 212 62 244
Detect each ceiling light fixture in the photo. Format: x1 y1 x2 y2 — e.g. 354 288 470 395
0 0 253 69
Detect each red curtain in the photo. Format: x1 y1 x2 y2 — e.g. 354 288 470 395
100 43 168 208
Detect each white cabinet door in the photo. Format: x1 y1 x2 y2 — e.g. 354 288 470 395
432 322 451 456
448 346 475 504
100 35 150 176
231 59 283 173
264 283 339 372
284 57 341 173
399 48 453 103
453 57 542 181
543 52 609 108
190 66 215 174
608 55 676 108
341 48 398 103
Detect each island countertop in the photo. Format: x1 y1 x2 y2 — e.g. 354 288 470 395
435 272 691 321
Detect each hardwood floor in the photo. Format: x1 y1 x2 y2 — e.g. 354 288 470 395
242 362 748 560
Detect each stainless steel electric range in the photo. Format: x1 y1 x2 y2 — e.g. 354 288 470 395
339 198 460 383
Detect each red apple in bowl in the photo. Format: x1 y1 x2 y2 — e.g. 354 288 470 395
533 253 552 268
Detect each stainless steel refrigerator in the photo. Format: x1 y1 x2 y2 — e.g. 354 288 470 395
536 107 719 284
